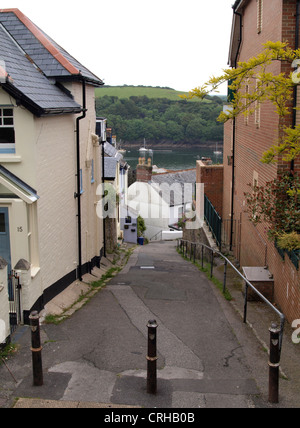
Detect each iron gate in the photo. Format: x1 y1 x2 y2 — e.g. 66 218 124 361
9 271 22 334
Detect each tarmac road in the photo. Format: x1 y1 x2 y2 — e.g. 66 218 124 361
0 241 292 408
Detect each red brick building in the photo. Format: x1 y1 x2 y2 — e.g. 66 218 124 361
223 0 300 323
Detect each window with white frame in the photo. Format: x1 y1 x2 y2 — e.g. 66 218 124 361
0 107 15 153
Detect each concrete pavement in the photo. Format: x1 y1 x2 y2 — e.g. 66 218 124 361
0 241 299 408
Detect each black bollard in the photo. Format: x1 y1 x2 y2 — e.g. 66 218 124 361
147 320 158 394
29 311 43 387
268 322 280 404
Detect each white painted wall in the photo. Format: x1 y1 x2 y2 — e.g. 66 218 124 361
0 82 104 324
0 263 9 344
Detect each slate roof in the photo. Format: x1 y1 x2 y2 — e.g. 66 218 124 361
0 9 103 116
104 157 118 180
151 169 196 206
0 24 82 116
152 169 196 187
104 142 124 162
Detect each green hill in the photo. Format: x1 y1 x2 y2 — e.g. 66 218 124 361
95 85 194 101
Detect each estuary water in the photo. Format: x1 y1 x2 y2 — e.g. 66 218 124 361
123 147 223 171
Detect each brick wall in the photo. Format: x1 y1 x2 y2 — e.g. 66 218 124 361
223 0 300 323
222 120 234 219
136 164 153 183
196 161 223 216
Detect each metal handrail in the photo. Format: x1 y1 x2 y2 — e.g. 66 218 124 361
150 230 163 242
178 239 285 354
204 195 222 250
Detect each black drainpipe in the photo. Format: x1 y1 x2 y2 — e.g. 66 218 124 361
291 0 300 173
101 140 106 258
230 8 242 251
75 78 87 281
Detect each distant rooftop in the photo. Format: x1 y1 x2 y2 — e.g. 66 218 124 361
151 168 196 206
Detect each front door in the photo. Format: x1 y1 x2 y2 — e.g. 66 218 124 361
0 207 13 300
0 207 21 332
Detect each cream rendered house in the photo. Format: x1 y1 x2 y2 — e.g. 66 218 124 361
0 9 104 341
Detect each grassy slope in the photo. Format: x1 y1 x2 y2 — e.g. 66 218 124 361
95 85 193 101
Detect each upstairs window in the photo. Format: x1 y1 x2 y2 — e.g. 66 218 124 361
257 0 263 34
0 108 15 153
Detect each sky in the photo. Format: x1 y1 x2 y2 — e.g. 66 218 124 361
1 0 234 93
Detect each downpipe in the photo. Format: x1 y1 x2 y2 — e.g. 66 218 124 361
75 78 87 281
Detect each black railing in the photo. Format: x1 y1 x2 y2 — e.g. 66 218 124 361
204 195 222 250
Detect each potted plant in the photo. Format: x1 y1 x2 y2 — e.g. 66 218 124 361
137 215 146 245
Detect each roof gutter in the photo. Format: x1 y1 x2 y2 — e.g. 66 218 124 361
233 0 246 13
1 82 82 117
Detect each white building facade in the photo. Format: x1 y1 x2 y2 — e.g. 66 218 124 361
0 9 104 341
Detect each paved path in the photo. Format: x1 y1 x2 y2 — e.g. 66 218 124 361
0 241 273 408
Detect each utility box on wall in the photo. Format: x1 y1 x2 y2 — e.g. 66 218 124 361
120 207 138 244
242 267 274 302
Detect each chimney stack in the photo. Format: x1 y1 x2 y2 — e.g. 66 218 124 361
136 158 152 182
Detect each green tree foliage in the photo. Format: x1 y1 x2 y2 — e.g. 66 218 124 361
137 215 147 238
245 174 300 245
95 94 224 145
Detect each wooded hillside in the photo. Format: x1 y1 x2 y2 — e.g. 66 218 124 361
95 86 224 147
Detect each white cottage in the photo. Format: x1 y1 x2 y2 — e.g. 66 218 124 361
0 9 104 341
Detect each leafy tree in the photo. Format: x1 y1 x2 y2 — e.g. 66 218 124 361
186 118 207 141
245 174 300 244
165 120 184 142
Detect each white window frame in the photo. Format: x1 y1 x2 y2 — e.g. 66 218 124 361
0 107 15 153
